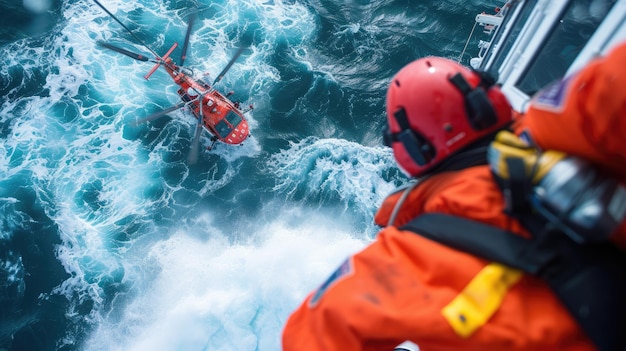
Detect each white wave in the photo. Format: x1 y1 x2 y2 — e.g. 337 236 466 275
0 198 28 241
268 136 402 234
83 207 367 351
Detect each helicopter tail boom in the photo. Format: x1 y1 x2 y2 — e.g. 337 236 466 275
144 43 179 80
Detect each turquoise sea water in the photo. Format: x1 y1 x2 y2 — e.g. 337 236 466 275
0 0 498 350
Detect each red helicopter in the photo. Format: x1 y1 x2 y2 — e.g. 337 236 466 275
93 0 252 164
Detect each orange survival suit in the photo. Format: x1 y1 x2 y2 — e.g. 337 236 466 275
513 41 626 248
282 43 626 351
282 166 594 351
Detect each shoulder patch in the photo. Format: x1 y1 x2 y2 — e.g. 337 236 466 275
531 75 575 113
308 258 354 308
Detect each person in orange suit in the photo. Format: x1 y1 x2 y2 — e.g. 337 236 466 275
512 42 626 249
514 42 626 178
282 44 626 351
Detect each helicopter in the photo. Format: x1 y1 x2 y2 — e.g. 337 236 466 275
92 0 252 164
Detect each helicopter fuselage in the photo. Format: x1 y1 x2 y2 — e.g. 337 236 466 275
93 0 251 163
162 58 250 145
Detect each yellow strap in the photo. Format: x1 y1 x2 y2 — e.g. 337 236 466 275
442 263 523 338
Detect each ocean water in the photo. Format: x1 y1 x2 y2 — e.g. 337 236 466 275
0 0 499 350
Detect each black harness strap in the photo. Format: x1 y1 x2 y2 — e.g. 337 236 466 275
502 157 532 214
402 213 549 274
401 213 626 351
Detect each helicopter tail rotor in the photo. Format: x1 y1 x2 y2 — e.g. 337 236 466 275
144 43 178 80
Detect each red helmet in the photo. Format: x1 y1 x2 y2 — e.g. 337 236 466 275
384 57 512 177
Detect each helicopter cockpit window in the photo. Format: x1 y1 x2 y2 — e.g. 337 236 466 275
515 0 615 96
215 111 243 138
215 120 232 139
225 110 243 127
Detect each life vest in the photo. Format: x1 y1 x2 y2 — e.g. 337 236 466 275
397 207 626 351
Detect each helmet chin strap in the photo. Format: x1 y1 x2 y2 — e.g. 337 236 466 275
426 133 498 176
434 146 489 172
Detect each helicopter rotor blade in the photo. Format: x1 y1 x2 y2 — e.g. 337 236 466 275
92 0 160 59
132 101 186 126
212 46 246 85
180 13 196 67
187 122 202 165
97 41 153 62
187 96 205 165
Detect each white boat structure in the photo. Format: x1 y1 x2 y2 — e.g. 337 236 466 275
466 0 626 112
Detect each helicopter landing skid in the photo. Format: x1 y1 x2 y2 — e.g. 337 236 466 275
207 136 218 151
